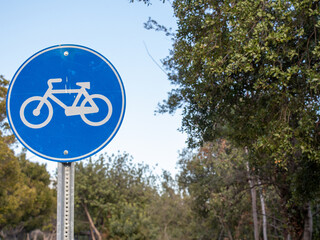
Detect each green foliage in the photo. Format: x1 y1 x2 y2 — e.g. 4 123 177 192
147 170 195 240
0 151 56 234
0 76 28 232
109 202 154 240
161 0 320 147
74 153 159 239
155 0 320 237
17 152 56 232
178 141 253 239
0 145 25 230
74 153 199 240
177 140 304 239
128 0 165 6
0 76 56 237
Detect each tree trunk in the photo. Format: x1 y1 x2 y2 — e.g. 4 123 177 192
303 202 313 240
281 197 309 240
83 203 102 240
218 216 233 240
0 231 5 239
226 225 233 240
89 225 96 240
258 179 268 240
247 161 259 240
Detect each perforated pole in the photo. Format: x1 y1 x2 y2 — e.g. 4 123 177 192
57 162 74 240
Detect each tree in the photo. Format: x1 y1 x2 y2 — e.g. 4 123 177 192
0 75 56 238
74 152 201 240
177 141 254 239
75 156 108 240
0 138 28 238
129 0 165 5
177 140 304 239
74 153 159 240
147 170 195 240
17 151 56 233
152 1 320 238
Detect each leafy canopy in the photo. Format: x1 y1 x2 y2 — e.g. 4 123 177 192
0 76 56 235
150 0 320 237
160 0 320 149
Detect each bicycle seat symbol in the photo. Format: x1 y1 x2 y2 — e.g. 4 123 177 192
20 78 113 129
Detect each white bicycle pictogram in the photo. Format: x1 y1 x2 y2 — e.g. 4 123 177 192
20 78 113 129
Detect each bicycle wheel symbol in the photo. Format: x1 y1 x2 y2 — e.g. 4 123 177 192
80 94 113 126
20 96 53 129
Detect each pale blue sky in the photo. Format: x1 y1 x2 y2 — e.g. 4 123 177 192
0 0 186 176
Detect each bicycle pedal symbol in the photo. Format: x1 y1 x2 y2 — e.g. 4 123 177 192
20 78 113 129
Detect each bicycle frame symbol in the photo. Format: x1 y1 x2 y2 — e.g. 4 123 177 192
20 78 113 129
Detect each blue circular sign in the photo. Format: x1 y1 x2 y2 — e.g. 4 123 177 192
7 44 126 162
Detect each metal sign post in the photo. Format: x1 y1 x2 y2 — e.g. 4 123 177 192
57 162 75 240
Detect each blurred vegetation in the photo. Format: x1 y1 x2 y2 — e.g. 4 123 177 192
0 76 56 239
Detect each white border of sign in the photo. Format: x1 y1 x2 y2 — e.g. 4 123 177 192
7 44 126 162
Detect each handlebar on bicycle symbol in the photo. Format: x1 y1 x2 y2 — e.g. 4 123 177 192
48 78 63 88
